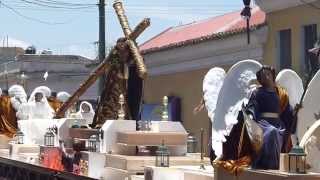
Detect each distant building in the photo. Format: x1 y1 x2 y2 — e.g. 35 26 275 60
0 48 98 100
0 47 25 63
255 0 320 77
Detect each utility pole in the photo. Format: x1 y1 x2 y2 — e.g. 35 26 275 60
98 0 106 93
98 0 106 62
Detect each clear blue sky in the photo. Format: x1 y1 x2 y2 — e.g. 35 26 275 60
0 0 244 59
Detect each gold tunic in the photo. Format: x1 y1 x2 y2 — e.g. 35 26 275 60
93 63 131 128
0 95 18 138
48 97 63 113
275 86 289 114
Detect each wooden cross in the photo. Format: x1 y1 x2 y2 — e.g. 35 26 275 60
113 0 147 79
55 1 150 118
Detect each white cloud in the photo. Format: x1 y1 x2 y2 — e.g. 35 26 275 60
0 36 31 49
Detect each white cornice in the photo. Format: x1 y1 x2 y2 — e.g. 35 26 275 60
255 0 318 13
148 47 264 76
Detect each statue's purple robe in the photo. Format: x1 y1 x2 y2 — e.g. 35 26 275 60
246 87 295 169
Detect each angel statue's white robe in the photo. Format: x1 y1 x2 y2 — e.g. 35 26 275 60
27 91 54 120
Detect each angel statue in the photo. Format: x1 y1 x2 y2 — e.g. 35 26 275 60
210 60 263 165
206 60 300 173
242 66 298 169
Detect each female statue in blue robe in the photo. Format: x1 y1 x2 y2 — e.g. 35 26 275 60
246 66 297 169
215 66 298 173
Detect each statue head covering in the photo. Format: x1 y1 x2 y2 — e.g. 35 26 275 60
57 91 70 103
77 101 95 125
8 85 27 98
79 101 94 113
28 86 51 102
27 87 54 119
36 86 51 98
9 85 28 117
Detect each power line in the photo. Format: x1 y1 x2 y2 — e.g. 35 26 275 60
13 7 96 13
2 0 97 11
0 0 241 24
0 1 74 25
5 0 240 13
9 8 235 15
6 4 96 12
8 0 240 8
2 3 238 15
33 0 96 6
19 0 96 9
3 3 238 14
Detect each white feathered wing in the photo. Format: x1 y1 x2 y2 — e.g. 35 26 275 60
276 69 304 107
203 67 226 124
300 120 320 172
297 70 320 140
212 59 262 158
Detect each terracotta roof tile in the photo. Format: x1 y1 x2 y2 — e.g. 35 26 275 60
140 7 266 54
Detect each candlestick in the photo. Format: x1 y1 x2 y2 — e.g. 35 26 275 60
200 128 206 170
118 94 125 120
161 96 169 121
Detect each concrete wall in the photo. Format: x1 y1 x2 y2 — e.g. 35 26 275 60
263 2 320 74
0 72 99 100
0 47 24 63
0 54 98 100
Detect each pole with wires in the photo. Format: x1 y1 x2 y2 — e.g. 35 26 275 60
98 0 106 63
98 0 106 94
241 0 251 44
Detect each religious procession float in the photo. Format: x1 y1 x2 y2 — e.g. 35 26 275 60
0 1 319 180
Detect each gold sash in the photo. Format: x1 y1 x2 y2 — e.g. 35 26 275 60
0 96 18 138
214 156 252 176
276 86 289 113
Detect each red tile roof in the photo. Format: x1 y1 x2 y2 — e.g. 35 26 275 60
140 7 266 54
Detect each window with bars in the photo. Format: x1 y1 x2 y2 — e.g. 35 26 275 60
278 29 292 70
303 24 318 76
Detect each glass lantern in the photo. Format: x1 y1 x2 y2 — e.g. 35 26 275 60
44 128 55 147
155 141 170 167
88 135 99 152
16 130 24 144
187 133 197 153
138 120 152 131
288 145 307 174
